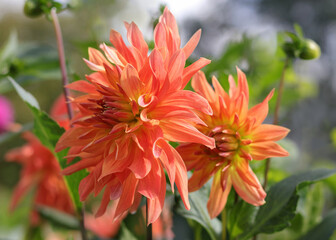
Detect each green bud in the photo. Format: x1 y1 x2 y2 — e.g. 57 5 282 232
282 42 297 58
24 0 43 18
299 39 321 60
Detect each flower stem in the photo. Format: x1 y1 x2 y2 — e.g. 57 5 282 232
50 8 73 120
222 208 227 240
263 57 290 189
146 199 153 240
79 206 88 240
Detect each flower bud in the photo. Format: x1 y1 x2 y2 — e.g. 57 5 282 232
299 39 321 60
24 0 43 18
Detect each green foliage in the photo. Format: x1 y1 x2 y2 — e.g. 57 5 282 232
237 168 336 240
119 223 138 240
36 205 80 230
8 77 87 212
298 209 336 240
175 186 222 240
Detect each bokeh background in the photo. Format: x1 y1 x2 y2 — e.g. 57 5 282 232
0 0 335 239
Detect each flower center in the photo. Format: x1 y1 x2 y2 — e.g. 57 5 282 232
204 125 252 163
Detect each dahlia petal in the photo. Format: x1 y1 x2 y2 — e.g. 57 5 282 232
235 159 260 188
88 47 111 67
101 43 125 67
231 168 266 206
83 58 105 71
176 143 203 170
147 168 166 224
120 64 143 100
154 138 176 188
62 157 98 175
79 173 95 201
128 154 151 179
182 58 211 89
129 192 142 214
161 120 215 149
174 147 190 210
237 67 249 102
160 7 180 47
95 185 113 217
167 50 185 89
10 175 36 211
109 29 137 67
191 71 216 104
149 49 167 85
212 76 229 101
250 141 289 160
207 171 232 219
188 162 217 192
154 22 167 50
252 124 290 142
125 22 148 58
114 173 138 219
161 90 213 115
137 158 161 199
248 89 274 127
182 29 201 59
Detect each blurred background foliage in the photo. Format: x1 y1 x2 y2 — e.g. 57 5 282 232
0 0 335 239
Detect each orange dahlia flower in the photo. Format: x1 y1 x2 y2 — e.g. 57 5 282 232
5 95 74 225
177 69 290 218
55 7 215 224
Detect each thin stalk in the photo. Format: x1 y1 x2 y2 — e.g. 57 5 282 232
78 206 88 240
222 208 227 240
263 57 290 189
50 8 73 120
146 199 153 240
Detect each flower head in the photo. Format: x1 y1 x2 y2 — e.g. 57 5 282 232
177 68 289 218
5 95 74 224
56 7 215 224
0 95 14 134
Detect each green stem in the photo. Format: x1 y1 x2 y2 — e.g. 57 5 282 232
78 205 88 240
146 199 153 240
263 57 289 190
50 8 73 120
222 208 227 240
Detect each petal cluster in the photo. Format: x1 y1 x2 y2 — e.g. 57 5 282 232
5 95 74 225
177 69 289 218
56 8 215 224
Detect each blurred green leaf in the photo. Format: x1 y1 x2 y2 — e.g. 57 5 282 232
36 205 79 230
8 76 40 109
0 31 18 75
175 187 221 240
0 122 33 145
298 209 336 240
294 24 304 39
119 222 138 240
238 168 336 240
227 199 258 239
8 77 87 211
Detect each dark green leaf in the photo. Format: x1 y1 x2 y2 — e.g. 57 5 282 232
238 168 336 239
36 205 79 230
175 187 221 240
227 199 258 238
119 222 138 240
298 209 336 240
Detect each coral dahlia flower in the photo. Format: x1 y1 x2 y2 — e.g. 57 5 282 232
5 95 74 225
177 69 290 218
55 8 215 224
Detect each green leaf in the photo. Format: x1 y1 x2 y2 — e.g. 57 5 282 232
119 222 138 240
175 187 222 240
8 77 87 211
238 168 336 240
0 30 18 75
8 76 40 109
227 199 258 238
36 205 79 230
294 23 304 39
298 209 336 240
